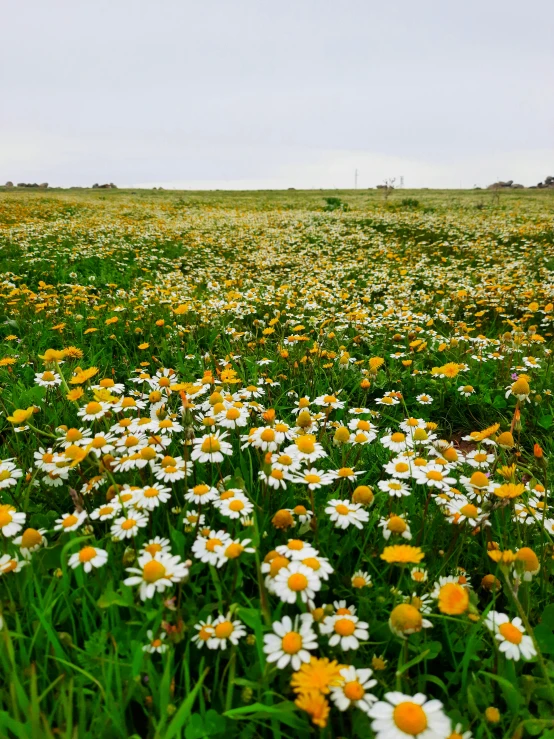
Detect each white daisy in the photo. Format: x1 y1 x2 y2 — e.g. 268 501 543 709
263 614 318 670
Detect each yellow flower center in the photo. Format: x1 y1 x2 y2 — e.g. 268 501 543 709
282 632 303 654
438 583 469 615
305 474 321 484
288 573 308 592
334 618 356 636
296 436 316 454
224 543 244 559
121 518 136 530
79 546 97 562
302 557 320 570
391 433 406 443
229 499 245 512
0 509 14 527
85 402 102 414
396 463 409 473
62 514 78 528
143 487 160 498
206 538 223 552
343 681 365 701
390 603 423 632
214 621 234 639
201 436 221 453
426 470 443 481
352 576 366 588
393 702 428 735
499 622 523 644
460 504 478 518
388 516 407 533
335 504 350 515
142 560 166 582
21 528 42 548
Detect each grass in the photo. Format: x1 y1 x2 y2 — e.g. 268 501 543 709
0 187 554 738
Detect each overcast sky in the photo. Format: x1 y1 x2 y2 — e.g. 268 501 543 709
2 0 553 189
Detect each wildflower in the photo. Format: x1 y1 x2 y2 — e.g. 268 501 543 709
352 485 374 506
135 483 172 510
0 554 29 576
286 435 327 463
273 561 321 603
381 432 408 453
77 401 110 421
411 567 428 583
185 483 219 505
431 578 469 615
124 552 189 600
90 503 121 521
290 656 344 695
0 460 23 489
294 692 330 729
13 527 48 558
351 570 372 589
263 614 318 670
207 613 247 649
368 692 451 739
192 617 215 648
330 666 377 714
458 385 475 397
215 538 255 567
271 509 295 530
7 407 35 425
320 613 369 651
143 630 168 654
379 515 412 540
381 545 425 565
217 494 254 521
192 530 231 565
484 611 537 661
292 467 335 491
416 393 433 405
110 513 149 540
505 377 530 401
378 479 411 498
34 370 62 387
54 510 87 533
276 539 318 561
493 483 525 500
68 546 108 573
191 430 233 463
514 547 540 581
485 707 500 723
389 604 432 638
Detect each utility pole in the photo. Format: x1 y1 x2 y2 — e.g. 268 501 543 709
354 169 358 189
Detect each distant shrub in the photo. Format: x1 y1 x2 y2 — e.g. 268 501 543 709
323 197 349 212
400 197 420 208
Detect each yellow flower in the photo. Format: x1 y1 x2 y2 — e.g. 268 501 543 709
369 357 385 372
488 549 517 565
294 692 330 728
63 346 84 359
0 357 17 366
290 657 344 695
380 545 425 564
39 349 66 362
7 407 35 424
138 342 150 350
70 367 99 384
493 483 524 500
84 328 99 334
66 387 84 401
437 583 469 615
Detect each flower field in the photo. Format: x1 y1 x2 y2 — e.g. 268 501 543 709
1 187 554 738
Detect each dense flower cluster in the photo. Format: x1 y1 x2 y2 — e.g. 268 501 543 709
1 189 553 736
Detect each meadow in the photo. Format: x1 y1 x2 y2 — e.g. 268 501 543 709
1 186 554 738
